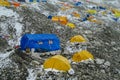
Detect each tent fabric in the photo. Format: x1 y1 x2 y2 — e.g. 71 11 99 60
11 2 20 7
43 55 71 72
0 0 10 7
72 50 94 62
52 16 59 22
66 22 75 28
18 0 25 2
52 16 68 25
70 35 86 43
29 0 40 2
48 15 52 19
87 10 97 14
60 7 70 11
72 12 80 18
114 12 120 18
74 2 82 6
59 16 68 25
20 34 60 52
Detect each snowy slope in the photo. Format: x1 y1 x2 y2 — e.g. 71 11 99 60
0 7 23 47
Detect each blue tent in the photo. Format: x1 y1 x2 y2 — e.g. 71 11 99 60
29 0 47 2
18 0 25 2
48 15 52 19
74 2 82 6
29 0 40 2
20 34 60 52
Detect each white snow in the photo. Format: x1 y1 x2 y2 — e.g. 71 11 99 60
0 50 14 68
68 69 75 75
104 61 111 67
0 6 23 46
0 7 18 17
27 69 37 80
27 67 43 80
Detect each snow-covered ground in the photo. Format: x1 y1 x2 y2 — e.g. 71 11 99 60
0 7 23 47
0 50 14 68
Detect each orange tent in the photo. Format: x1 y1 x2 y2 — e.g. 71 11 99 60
11 2 20 7
59 16 68 25
52 16 59 22
52 16 68 25
72 12 80 18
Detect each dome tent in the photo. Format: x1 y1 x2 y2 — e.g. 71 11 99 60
43 55 71 72
66 22 76 28
87 9 97 14
52 16 68 25
72 50 94 62
70 35 86 43
0 0 10 7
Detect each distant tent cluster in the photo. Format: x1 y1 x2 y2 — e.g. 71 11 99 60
48 15 76 28
17 0 47 2
20 33 94 72
0 0 48 7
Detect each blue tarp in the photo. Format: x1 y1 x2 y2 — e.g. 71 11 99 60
29 0 47 2
20 34 60 52
18 0 25 2
48 15 52 19
112 18 119 22
29 0 40 2
74 2 82 6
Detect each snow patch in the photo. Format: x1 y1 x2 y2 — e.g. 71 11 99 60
27 69 37 80
0 7 23 46
0 51 14 68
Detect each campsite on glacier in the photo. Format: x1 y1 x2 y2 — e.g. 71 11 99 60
0 0 120 80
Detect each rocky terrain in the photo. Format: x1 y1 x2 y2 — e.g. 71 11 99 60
0 0 120 80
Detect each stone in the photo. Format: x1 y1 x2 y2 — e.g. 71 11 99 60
31 60 40 66
100 69 106 73
104 61 111 67
95 58 105 65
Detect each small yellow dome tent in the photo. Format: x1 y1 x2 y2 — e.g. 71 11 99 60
70 35 86 43
72 50 94 62
52 16 59 22
0 0 10 7
43 55 71 72
87 9 97 14
66 22 76 28
72 12 80 18
114 12 120 18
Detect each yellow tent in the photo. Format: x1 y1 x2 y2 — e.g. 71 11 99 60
43 55 71 72
111 9 120 14
66 22 76 28
87 10 97 14
60 7 71 11
72 50 94 62
72 12 80 18
52 16 59 22
0 0 10 7
114 12 120 18
70 35 86 43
